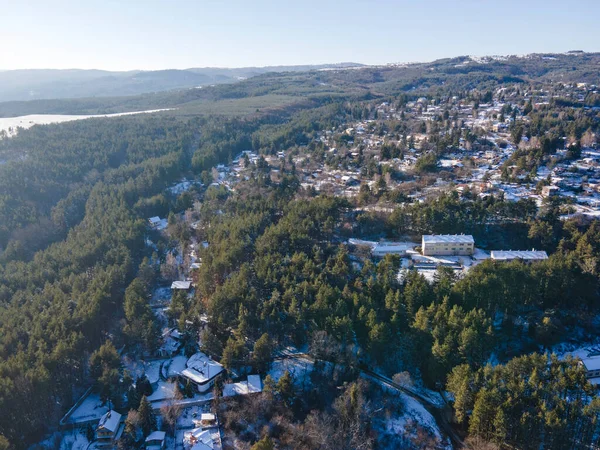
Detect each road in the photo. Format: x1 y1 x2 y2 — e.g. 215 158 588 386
276 350 464 449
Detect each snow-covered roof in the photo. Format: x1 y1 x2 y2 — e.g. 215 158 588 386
98 410 121 434
201 413 216 422
422 234 475 244
171 280 192 290
184 428 213 450
223 375 262 397
581 355 600 372
491 250 548 261
223 381 248 397
148 217 168 230
146 430 166 442
181 352 223 385
372 242 414 256
348 239 414 254
247 374 262 393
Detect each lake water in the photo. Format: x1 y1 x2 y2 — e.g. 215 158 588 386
0 109 172 137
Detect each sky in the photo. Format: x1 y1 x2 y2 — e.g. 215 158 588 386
1 0 599 71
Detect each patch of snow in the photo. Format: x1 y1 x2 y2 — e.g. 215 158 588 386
269 358 314 388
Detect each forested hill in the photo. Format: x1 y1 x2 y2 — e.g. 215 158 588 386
0 52 598 118
0 111 272 445
0 63 363 102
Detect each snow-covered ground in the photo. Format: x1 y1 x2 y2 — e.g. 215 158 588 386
386 393 449 447
165 354 188 378
33 430 90 450
150 286 172 307
64 391 108 425
269 358 314 387
59 431 90 450
168 179 200 195
148 380 178 402
370 386 452 450
123 357 164 386
177 404 212 429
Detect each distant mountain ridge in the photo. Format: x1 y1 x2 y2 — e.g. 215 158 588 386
0 52 598 118
0 63 364 102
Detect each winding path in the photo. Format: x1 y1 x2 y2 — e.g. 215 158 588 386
276 350 465 449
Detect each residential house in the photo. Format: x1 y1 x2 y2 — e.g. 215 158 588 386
180 352 224 393
223 374 263 397
542 185 559 197
96 410 123 449
158 328 182 358
146 431 167 450
148 216 168 230
184 428 214 450
171 280 192 291
580 355 600 379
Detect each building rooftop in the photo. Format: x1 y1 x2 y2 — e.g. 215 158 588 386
223 375 263 397
146 430 166 442
201 413 216 422
581 355 600 372
184 428 214 450
247 374 262 393
491 250 548 261
422 234 475 244
181 352 224 385
171 280 192 290
98 410 121 434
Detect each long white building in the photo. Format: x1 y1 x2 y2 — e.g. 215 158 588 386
421 234 474 256
490 250 548 262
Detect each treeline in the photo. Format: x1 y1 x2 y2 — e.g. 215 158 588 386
0 102 343 446
448 354 600 449
0 116 196 253
0 115 205 447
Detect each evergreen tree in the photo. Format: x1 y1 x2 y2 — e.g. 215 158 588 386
252 333 273 373
251 436 274 450
138 395 157 437
276 371 294 405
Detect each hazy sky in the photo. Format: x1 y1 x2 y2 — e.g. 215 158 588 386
2 0 599 71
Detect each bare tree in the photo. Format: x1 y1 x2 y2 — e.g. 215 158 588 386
160 253 179 281
160 386 183 435
465 436 501 450
392 371 414 389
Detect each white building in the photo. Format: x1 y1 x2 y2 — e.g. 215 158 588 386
180 352 224 393
223 374 263 397
348 239 413 257
171 280 192 290
148 216 168 231
580 355 600 379
491 250 548 262
372 242 413 258
421 234 475 256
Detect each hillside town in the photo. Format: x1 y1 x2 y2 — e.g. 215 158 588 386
4 52 600 450
61 77 599 450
